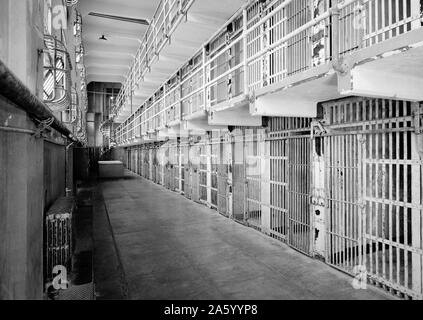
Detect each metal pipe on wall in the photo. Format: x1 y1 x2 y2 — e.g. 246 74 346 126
0 60 78 142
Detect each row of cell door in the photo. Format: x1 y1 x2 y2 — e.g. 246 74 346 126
126 146 158 181
123 102 423 299
186 135 233 217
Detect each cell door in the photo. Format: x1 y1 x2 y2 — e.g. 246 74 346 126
190 143 201 202
181 143 189 196
168 142 177 191
135 148 139 175
287 136 312 254
323 99 423 299
361 110 423 299
268 117 312 253
149 147 155 181
210 140 219 210
143 147 149 179
159 144 166 186
245 128 265 230
128 149 132 171
325 133 363 274
199 142 209 204
174 143 183 193
216 135 231 217
232 129 246 221
155 146 161 184
269 135 289 241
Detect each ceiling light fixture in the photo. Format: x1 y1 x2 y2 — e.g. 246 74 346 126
88 12 149 25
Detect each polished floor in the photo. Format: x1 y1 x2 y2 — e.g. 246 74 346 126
94 171 393 300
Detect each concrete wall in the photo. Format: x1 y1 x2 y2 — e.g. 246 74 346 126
0 0 82 299
44 141 66 210
0 96 44 299
0 97 71 299
0 0 44 96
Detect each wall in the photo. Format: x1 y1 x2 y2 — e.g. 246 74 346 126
0 96 44 299
0 98 71 300
0 0 82 299
0 0 44 96
44 141 66 210
0 1 70 298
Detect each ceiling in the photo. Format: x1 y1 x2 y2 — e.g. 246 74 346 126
79 0 247 122
79 0 155 84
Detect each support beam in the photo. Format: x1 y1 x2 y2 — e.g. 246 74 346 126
250 65 338 117
182 118 227 132
209 105 262 126
338 44 423 101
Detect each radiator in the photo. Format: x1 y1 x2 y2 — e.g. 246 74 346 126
45 197 74 283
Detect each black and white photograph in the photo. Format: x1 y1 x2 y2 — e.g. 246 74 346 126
1 0 423 310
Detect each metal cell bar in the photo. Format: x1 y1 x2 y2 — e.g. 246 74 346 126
323 97 423 299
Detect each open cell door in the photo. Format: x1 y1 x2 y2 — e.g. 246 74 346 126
324 133 364 273
217 133 232 217
287 136 312 254
245 128 265 230
232 128 246 222
189 142 201 202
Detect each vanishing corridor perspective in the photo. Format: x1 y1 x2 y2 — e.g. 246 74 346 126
0 0 423 300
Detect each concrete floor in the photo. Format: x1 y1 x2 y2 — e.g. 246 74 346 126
96 171 393 300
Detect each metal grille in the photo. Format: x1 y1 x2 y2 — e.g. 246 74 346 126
362 0 421 48
322 97 423 299
168 141 178 191
269 125 289 241
324 133 363 273
339 0 422 55
174 142 181 192
233 128 246 221
157 144 166 186
285 0 312 76
269 117 313 253
287 136 312 253
216 133 231 216
143 146 149 179
211 136 219 209
246 1 263 92
45 197 74 282
199 142 208 202
181 142 189 195
189 142 201 202
245 128 265 230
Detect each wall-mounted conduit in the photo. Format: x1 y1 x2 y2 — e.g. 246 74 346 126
0 59 77 142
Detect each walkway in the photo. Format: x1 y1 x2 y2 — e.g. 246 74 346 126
96 171 393 300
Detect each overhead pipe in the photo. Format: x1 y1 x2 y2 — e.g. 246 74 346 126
0 59 78 142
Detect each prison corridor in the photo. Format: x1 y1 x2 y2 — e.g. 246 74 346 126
93 171 392 300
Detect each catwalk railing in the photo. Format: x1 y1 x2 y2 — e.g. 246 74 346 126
115 0 423 145
112 0 194 118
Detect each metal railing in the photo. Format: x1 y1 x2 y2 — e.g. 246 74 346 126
112 0 195 119
115 0 423 145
